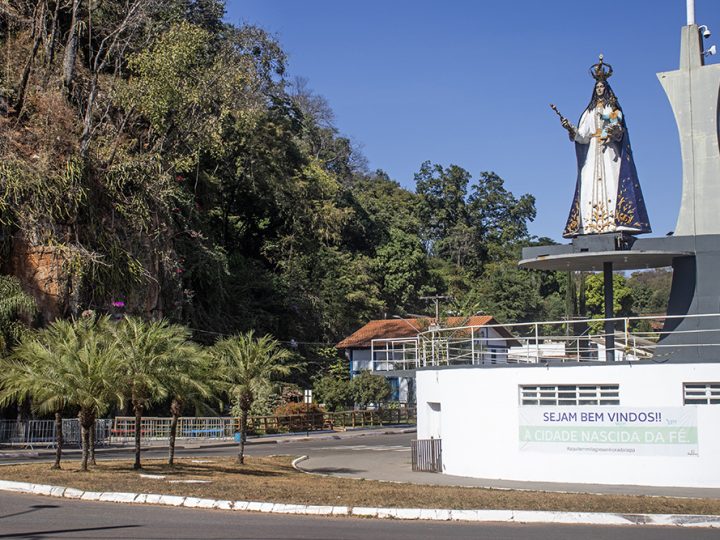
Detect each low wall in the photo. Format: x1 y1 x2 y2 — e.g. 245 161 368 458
416 362 720 488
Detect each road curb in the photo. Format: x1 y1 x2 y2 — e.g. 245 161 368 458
0 479 718 527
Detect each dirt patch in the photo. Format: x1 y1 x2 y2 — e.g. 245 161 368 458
2 457 720 515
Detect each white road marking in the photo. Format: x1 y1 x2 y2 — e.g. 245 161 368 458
316 445 409 452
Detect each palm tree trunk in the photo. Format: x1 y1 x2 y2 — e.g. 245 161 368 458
52 411 63 470
168 398 181 466
89 422 96 465
78 410 93 471
133 399 143 470
238 408 248 464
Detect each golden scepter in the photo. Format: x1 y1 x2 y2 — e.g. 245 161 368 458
550 103 575 135
550 103 569 124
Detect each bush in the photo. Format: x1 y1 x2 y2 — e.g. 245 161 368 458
313 375 353 411
274 402 325 431
351 371 391 408
273 402 324 416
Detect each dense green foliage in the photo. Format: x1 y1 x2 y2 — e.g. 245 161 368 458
0 0 550 346
0 1 672 408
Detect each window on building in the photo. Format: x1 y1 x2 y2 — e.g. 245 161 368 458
389 377 400 401
683 383 720 405
519 384 620 406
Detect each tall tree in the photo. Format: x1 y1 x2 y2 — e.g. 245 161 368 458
0 316 122 470
467 171 536 265
212 331 295 464
415 161 469 249
374 228 429 314
165 342 214 466
113 317 191 469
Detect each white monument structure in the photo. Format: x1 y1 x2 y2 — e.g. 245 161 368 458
414 2 720 488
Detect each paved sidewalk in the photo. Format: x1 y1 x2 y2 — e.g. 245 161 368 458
290 432 720 499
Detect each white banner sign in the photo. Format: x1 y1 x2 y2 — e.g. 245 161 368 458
518 407 698 456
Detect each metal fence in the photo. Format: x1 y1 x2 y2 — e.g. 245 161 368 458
109 416 236 442
0 419 114 448
110 408 417 442
411 438 442 472
0 409 416 447
371 313 720 369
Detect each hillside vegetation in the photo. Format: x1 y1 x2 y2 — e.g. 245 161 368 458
0 1 668 354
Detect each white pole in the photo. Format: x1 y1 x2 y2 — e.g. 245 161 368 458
470 327 474 364
687 0 695 26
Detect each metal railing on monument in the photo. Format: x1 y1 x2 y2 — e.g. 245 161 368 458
369 313 720 369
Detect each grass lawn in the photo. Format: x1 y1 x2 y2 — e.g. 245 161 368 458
2 456 720 515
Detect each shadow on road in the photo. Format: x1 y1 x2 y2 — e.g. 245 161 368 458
0 504 59 520
0 524 141 538
306 467 366 474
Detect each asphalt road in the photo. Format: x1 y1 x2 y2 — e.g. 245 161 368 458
0 432 415 464
2 432 720 537
1 491 718 540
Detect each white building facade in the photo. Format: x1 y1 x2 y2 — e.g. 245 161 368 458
417 361 720 488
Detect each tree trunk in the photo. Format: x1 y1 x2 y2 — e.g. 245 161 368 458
62 0 81 98
133 399 143 470
168 398 181 466
51 410 63 470
45 0 61 68
89 421 96 465
79 74 98 159
238 408 248 464
14 3 44 115
78 409 94 471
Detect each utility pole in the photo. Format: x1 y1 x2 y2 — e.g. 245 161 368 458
419 295 452 323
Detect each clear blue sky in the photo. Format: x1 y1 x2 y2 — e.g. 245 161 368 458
226 1 719 242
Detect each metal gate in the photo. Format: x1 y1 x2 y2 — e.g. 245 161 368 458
411 438 442 472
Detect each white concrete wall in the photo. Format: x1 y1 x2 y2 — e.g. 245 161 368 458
416 363 720 488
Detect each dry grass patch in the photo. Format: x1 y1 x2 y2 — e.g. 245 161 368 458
2 456 720 515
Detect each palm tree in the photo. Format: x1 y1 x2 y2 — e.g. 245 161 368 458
113 317 198 470
163 341 215 466
0 316 121 470
0 336 68 469
0 275 36 354
2 343 61 469
212 331 295 464
69 321 123 470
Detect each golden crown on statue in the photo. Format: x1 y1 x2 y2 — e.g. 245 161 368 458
589 54 613 82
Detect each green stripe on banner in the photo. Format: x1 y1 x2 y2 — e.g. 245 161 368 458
519 426 698 444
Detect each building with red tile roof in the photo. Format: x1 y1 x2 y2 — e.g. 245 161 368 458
336 316 518 403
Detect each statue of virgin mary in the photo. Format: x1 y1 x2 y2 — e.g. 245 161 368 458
560 56 651 238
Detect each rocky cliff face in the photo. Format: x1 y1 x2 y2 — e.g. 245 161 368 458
9 236 71 322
